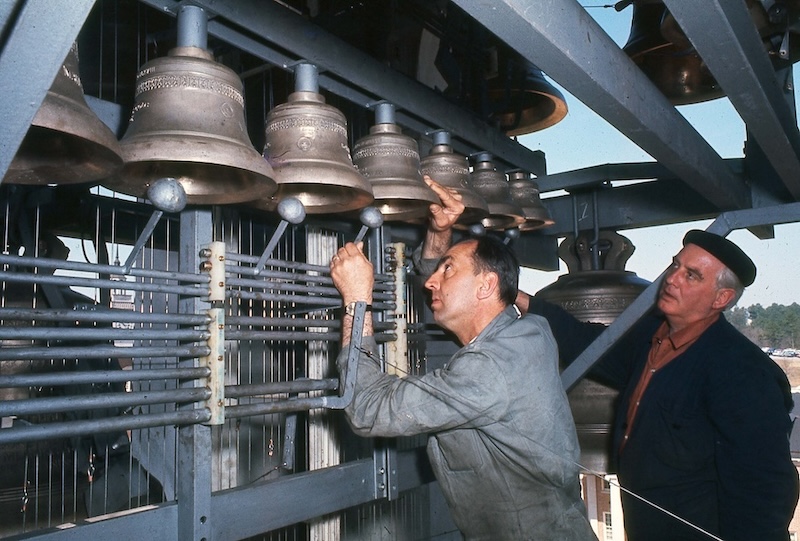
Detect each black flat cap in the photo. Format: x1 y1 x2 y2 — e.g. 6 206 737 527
683 230 756 287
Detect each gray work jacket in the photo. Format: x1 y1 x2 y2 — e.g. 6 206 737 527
337 306 597 540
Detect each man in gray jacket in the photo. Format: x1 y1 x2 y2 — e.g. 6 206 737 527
329 180 595 540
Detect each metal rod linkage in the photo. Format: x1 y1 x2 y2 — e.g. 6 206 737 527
227 290 395 310
0 327 210 341
224 265 396 291
225 330 396 342
0 409 211 445
226 276 395 301
0 367 210 388
0 253 209 283
0 271 207 296
225 252 394 282
226 316 396 331
3 388 210 416
124 209 164 273
225 378 339 399
0 307 211 325
0 344 211 361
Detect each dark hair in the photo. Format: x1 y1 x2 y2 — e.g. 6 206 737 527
465 235 519 305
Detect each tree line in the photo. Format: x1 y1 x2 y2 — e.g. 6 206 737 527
727 303 800 349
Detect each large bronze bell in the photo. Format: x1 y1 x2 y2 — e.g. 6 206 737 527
507 170 555 231
469 153 525 231
486 48 568 136
623 0 800 104
105 7 276 205
352 103 438 222
257 63 373 214
4 43 123 185
419 131 489 226
535 231 650 473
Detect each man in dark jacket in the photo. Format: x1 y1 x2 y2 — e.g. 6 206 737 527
517 230 799 540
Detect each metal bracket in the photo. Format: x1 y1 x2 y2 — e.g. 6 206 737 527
201 241 226 424
206 241 226 302
202 307 225 425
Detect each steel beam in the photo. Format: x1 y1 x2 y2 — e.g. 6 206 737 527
451 0 751 211
543 179 719 236
664 0 800 200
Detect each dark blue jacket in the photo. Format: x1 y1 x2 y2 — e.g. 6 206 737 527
529 298 798 541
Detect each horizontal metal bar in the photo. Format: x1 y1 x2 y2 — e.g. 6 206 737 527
225 316 395 331
10 502 179 541
0 344 211 361
3 387 210 416
0 367 210 388
0 408 211 445
210 458 380 539
0 253 210 283
226 276 340 296
224 397 333 417
225 378 339 399
224 264 396 291
0 307 211 325
229 317 396 329
226 290 395 311
226 279 395 302
225 253 394 282
0 271 207 296
225 330 396 342
0 327 209 341
225 330 340 341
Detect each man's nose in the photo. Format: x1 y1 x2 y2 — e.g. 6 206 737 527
424 274 438 291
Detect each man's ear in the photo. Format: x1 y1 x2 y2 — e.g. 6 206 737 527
712 288 735 310
477 272 499 300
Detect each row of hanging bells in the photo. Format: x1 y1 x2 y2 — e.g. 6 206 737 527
1 5 552 230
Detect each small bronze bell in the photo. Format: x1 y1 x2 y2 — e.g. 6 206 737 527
105 6 276 205
4 43 123 185
507 170 554 231
469 153 525 231
257 62 373 214
419 131 489 227
352 103 438 222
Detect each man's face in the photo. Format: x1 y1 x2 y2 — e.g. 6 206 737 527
423 240 483 335
657 243 731 330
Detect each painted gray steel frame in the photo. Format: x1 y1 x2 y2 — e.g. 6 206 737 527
664 0 800 199
177 209 215 541
560 201 800 391
0 0 97 184
451 0 751 212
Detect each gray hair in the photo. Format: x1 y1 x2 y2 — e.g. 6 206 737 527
716 265 744 310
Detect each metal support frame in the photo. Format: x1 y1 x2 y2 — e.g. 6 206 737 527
176 208 214 541
561 201 800 391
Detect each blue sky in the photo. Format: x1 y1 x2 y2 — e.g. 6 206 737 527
516 3 800 308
